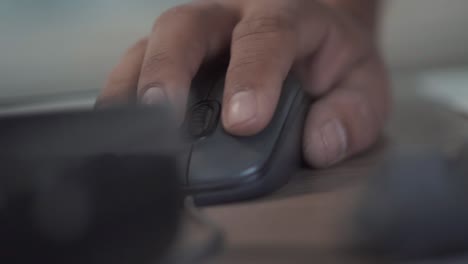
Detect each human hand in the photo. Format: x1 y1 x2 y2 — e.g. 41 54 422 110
97 0 391 168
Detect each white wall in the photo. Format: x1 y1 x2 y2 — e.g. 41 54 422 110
382 0 468 69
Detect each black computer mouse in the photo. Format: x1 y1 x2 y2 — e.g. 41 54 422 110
181 61 310 205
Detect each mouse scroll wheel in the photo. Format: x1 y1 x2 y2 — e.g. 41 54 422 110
186 100 221 139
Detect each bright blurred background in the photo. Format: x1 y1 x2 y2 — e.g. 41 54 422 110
0 0 467 113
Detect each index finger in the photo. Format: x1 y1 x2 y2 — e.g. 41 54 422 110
137 2 239 117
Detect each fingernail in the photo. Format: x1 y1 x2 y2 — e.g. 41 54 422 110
225 90 257 128
313 119 347 167
142 87 167 105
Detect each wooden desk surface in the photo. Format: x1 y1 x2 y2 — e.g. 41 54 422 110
190 73 468 263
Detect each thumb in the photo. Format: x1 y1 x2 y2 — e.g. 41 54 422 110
303 59 390 168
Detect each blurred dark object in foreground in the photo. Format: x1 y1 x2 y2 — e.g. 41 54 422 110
352 147 468 262
0 106 183 264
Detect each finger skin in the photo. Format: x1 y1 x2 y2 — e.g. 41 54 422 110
137 2 238 117
303 56 391 168
96 38 148 107
222 10 297 135
297 6 373 97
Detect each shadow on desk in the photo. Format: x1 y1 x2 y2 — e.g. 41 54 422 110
266 138 389 202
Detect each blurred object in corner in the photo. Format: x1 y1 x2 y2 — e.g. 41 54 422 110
351 147 468 262
0 106 184 264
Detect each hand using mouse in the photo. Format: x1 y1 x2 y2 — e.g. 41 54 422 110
97 0 391 168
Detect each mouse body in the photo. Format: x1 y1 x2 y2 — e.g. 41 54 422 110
182 63 310 205
0 107 183 264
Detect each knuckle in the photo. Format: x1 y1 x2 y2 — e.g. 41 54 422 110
229 52 267 73
233 14 294 44
141 49 172 77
